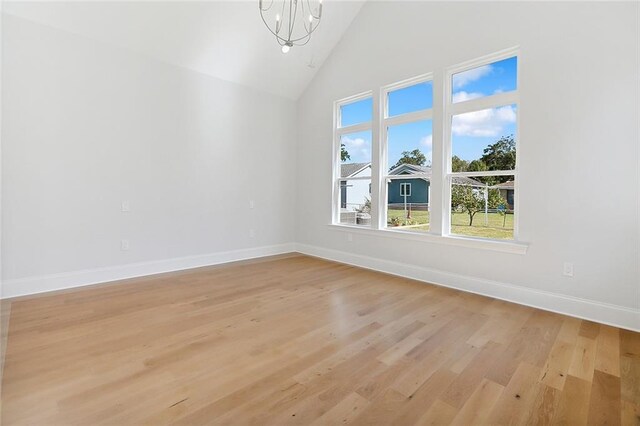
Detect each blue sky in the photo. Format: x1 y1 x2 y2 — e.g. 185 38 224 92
340 56 517 168
388 81 433 116
451 57 517 166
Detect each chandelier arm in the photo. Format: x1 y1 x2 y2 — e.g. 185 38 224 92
295 33 312 46
288 18 320 43
289 0 298 41
302 15 312 35
281 0 288 37
300 0 316 32
259 0 322 49
300 0 309 20
259 0 275 12
297 0 314 39
259 11 287 40
275 35 287 46
305 0 321 20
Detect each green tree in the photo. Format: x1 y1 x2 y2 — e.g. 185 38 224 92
340 143 351 162
451 185 506 226
391 149 427 171
452 157 487 173
480 135 516 176
452 155 469 173
467 159 487 172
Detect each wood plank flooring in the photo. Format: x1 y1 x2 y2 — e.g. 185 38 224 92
1 254 638 425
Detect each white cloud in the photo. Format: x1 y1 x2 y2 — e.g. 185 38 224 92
452 91 484 103
342 136 370 161
453 65 492 89
452 105 516 137
420 134 433 148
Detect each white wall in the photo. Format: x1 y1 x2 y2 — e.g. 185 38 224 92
296 2 640 328
2 3 639 330
2 15 296 297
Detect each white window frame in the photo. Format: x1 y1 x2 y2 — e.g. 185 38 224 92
332 91 374 226
400 182 412 197
379 73 434 231
330 47 527 254
442 47 520 240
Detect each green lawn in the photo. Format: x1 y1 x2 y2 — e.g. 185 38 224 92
387 208 430 232
386 208 514 239
451 211 514 239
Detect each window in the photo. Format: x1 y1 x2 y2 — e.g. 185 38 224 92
446 53 518 240
382 75 433 233
334 94 373 226
452 56 517 103
387 81 433 117
332 48 522 249
340 97 373 127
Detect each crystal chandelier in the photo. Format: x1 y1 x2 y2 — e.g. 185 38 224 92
259 0 323 54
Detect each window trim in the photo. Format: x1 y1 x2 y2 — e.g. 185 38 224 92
400 182 412 197
380 73 434 231
331 47 528 253
333 91 374 226
383 73 434 120
443 47 521 241
326 223 528 254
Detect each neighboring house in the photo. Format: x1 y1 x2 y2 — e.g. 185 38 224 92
341 162 486 210
340 162 371 210
387 163 484 206
493 180 515 209
388 164 430 206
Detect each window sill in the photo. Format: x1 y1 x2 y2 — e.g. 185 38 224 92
327 224 529 255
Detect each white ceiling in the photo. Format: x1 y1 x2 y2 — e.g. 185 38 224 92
3 1 365 100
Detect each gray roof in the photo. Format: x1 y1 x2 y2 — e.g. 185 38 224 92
389 163 432 176
341 161 485 187
452 176 485 187
341 162 370 178
493 180 515 190
390 163 484 187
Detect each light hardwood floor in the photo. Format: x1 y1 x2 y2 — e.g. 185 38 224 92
1 254 638 425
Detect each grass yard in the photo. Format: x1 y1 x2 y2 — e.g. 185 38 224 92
386 208 514 239
452 211 514 239
387 208 430 232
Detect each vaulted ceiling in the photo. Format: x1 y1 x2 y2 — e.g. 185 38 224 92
3 1 365 100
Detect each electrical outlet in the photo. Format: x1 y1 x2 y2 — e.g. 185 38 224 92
563 262 573 277
249 229 255 238
121 239 130 251
121 201 130 212
249 200 255 209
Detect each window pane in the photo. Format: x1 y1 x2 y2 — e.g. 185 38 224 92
451 105 516 171
388 81 433 117
452 56 517 103
340 131 371 165
386 178 429 233
387 120 432 172
338 179 372 226
450 175 515 240
340 97 373 127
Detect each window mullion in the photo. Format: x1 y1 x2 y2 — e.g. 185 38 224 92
383 109 433 127
430 68 447 237
450 92 518 115
451 170 517 177
336 122 372 136
374 87 386 230
332 125 340 225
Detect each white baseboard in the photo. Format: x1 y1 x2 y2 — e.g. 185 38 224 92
3 242 638 332
2 243 296 299
295 243 640 332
